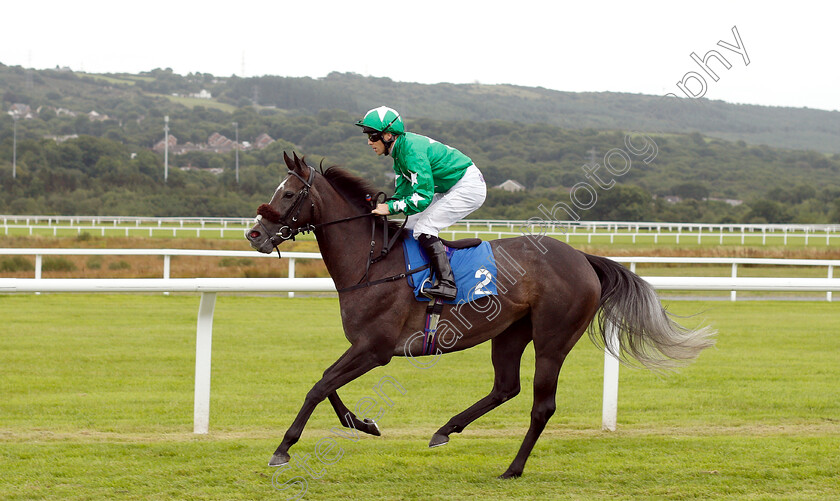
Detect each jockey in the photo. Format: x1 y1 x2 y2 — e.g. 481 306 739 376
356 106 487 301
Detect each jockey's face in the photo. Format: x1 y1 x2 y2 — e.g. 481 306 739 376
367 132 393 156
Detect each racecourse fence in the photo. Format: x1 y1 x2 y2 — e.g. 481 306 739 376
2 248 836 302
0 248 320 297
3 215 840 246
3 249 839 435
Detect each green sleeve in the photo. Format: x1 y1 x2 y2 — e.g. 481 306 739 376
388 174 412 213
386 149 435 216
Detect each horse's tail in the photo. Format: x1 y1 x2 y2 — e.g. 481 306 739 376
583 253 716 371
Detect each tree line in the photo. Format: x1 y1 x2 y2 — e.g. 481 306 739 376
1 65 839 222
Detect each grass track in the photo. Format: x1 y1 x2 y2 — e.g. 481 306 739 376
1 296 839 500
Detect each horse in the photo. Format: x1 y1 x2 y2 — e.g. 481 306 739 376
246 152 715 479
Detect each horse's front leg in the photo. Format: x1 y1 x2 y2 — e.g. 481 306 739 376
318 352 382 437
269 343 391 466
328 392 381 436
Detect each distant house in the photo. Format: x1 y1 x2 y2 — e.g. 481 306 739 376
189 89 212 99
88 110 110 122
151 131 276 155
153 135 178 153
657 195 743 207
44 134 79 144
708 197 743 206
495 179 526 192
207 132 236 152
180 165 223 176
8 103 34 119
254 133 275 150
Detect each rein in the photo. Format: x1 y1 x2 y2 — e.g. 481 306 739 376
256 167 419 292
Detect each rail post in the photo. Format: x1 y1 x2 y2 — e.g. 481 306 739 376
288 258 296 298
193 292 216 434
35 255 42 295
163 255 171 296
731 263 738 302
602 322 619 432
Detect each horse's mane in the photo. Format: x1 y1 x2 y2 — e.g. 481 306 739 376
321 166 405 235
322 166 380 213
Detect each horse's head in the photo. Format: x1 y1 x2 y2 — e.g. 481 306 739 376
246 152 317 255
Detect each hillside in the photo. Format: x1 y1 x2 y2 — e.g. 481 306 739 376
224 72 840 155
1 64 839 223
3 65 840 154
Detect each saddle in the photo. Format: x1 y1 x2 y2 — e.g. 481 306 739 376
410 235 488 356
439 236 482 249
402 235 498 305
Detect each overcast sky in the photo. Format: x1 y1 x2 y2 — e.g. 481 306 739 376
2 1 838 112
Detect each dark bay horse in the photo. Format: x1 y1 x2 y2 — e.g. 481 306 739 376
246 153 715 478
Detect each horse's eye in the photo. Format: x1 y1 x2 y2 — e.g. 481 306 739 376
283 191 295 198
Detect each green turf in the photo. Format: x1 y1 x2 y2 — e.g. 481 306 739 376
1 296 838 499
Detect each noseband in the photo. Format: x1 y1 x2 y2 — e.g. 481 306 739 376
253 167 317 257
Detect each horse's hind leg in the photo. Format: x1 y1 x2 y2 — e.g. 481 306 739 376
498 352 562 479
499 318 589 479
429 317 532 447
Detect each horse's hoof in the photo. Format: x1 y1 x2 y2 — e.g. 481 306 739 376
429 433 449 448
363 418 381 436
498 469 522 480
268 451 290 467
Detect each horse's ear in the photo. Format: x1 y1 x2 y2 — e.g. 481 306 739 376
283 151 295 171
292 152 302 171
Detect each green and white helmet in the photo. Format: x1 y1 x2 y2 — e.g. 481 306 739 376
355 106 405 135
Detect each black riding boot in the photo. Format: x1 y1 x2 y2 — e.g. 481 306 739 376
418 234 457 300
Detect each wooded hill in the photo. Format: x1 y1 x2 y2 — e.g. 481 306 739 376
1 64 839 223
222 71 840 155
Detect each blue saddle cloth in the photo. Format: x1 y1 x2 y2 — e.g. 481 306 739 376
402 236 498 304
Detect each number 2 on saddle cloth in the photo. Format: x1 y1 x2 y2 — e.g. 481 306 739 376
402 236 499 355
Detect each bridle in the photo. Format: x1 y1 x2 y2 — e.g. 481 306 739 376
254 166 319 250
252 167 407 283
